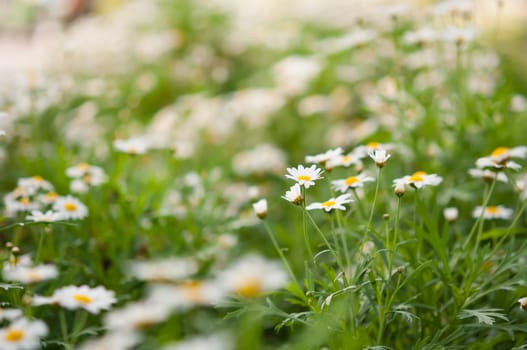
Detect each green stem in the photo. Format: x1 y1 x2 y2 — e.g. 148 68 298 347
60 311 72 350
367 167 382 231
263 221 298 286
306 211 345 272
463 178 496 251
301 187 315 264
35 225 46 264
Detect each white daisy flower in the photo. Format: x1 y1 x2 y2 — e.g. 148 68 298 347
0 308 23 322
331 174 375 193
146 279 225 310
104 301 172 331
17 176 54 195
393 179 406 197
77 330 140 350
393 171 443 189
282 184 303 205
472 206 513 220
128 257 198 282
66 163 107 193
3 264 58 284
325 153 363 170
163 333 232 350
443 207 459 222
52 196 88 220
468 168 508 182
305 147 343 165
113 137 149 155
354 142 394 159
25 210 63 223
0 318 48 350
518 297 527 310
368 149 391 168
217 255 288 298
284 165 323 189
306 194 354 212
34 285 116 314
475 146 527 170
252 199 267 219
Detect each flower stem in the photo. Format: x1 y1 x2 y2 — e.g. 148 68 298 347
301 187 315 264
367 167 382 231
263 221 298 285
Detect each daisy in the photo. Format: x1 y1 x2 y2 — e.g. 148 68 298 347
104 301 172 331
282 184 303 205
77 330 140 350
0 318 48 350
518 297 527 310
394 171 443 189
443 207 459 222
252 199 267 219
468 168 508 183
0 308 23 322
3 264 58 284
393 179 406 197
128 257 198 282
368 149 391 168
331 174 375 193
146 279 225 310
66 163 107 193
34 285 116 314
306 194 353 212
325 153 363 170
284 165 323 189
472 206 513 220
217 255 288 298
17 176 54 195
52 196 88 220
25 210 63 223
354 142 394 158
475 146 527 170
305 147 343 165
113 137 149 154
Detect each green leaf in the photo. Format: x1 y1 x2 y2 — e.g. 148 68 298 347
457 308 509 325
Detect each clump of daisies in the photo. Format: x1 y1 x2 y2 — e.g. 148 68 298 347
66 162 107 193
33 285 116 314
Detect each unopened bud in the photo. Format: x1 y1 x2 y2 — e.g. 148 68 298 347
252 199 268 219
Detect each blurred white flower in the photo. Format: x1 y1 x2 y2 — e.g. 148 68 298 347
331 174 375 193
472 206 513 220
52 196 88 220
0 318 48 350
306 194 353 212
34 285 116 314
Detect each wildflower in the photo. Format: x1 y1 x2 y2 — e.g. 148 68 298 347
66 163 107 193
0 308 23 322
33 285 116 314
472 206 513 220
443 207 459 222
394 171 442 189
510 95 527 112
3 264 58 284
369 149 391 168
476 146 527 170
77 330 140 350
52 196 88 220
146 279 225 309
128 257 198 282
443 27 476 46
468 168 508 183
305 147 343 166
282 184 303 205
104 301 172 331
25 210 63 223
518 297 527 310
217 255 288 298
0 318 48 350
113 137 149 154
232 144 287 176
17 176 54 195
163 333 232 350
285 165 323 189
393 179 406 197
325 153 363 170
331 174 374 193
252 199 267 219
306 194 353 212
354 142 394 158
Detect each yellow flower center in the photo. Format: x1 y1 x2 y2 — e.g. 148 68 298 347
181 280 204 302
342 156 351 162
18 197 31 205
409 171 427 182
367 142 381 149
83 174 92 183
64 202 77 212
46 192 58 200
73 294 92 304
345 176 359 186
32 176 44 182
321 200 336 207
237 279 262 298
491 147 509 157
4 329 24 342
76 163 90 171
485 206 499 215
297 175 311 181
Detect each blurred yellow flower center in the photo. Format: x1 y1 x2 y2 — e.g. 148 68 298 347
342 156 351 162
18 197 30 205
4 329 24 342
237 279 262 298
297 175 311 181
485 207 499 214
32 176 44 182
322 201 336 207
83 174 92 183
73 294 92 304
46 192 58 200
345 176 359 185
181 280 204 302
64 202 77 211
76 163 90 171
409 171 427 182
367 142 380 149
491 147 509 157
